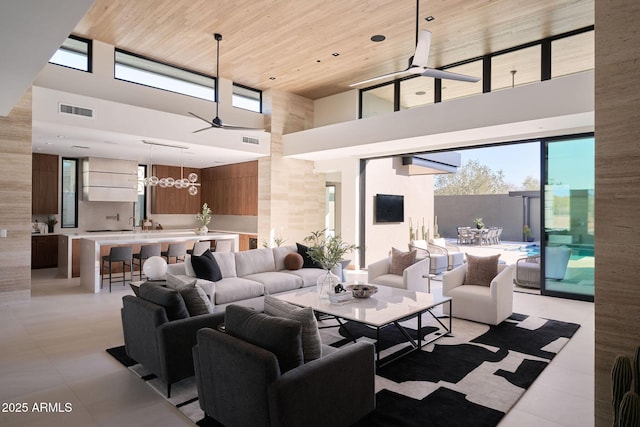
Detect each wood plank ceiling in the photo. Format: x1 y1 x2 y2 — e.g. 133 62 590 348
72 0 594 100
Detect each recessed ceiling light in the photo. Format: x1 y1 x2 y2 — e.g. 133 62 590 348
415 91 426 96
332 52 340 57
425 16 435 22
269 76 276 80
316 59 321 63
371 35 386 42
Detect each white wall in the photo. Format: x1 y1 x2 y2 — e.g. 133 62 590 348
314 90 358 127
363 157 434 266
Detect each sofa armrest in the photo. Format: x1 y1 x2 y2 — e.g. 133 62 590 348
367 257 390 282
167 262 187 276
442 263 467 295
156 312 226 382
490 264 515 299
402 257 431 292
269 341 375 427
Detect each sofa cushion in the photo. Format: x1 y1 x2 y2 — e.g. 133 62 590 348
273 245 297 271
284 252 304 270
244 271 302 294
191 249 223 282
296 243 323 269
285 267 326 287
369 273 405 289
390 247 416 275
213 277 264 305
138 283 190 321
235 247 276 277
212 251 237 278
225 304 303 373
183 255 197 277
264 295 322 362
464 253 500 286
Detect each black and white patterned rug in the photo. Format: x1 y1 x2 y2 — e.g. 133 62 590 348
107 312 579 427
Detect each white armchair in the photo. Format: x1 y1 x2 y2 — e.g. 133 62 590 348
442 263 515 325
367 256 431 292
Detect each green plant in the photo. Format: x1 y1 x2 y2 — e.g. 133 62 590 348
611 347 640 426
261 236 286 248
473 217 484 229
196 203 212 226
523 224 532 238
304 229 357 271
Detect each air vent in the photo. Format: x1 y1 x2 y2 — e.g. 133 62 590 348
59 103 94 118
242 136 260 145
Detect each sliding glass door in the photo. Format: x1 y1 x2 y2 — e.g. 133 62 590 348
542 135 594 300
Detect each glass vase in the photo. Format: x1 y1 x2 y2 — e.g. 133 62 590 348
317 269 340 298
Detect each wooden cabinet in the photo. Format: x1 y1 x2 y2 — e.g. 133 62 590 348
32 235 59 269
150 165 202 214
32 153 58 214
201 161 258 216
239 234 258 251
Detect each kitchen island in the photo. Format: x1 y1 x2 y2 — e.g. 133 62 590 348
62 230 239 293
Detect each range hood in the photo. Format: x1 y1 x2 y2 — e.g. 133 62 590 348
82 157 138 202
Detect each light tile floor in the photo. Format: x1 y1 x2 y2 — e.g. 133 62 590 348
0 268 594 427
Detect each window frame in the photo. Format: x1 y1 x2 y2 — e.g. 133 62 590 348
49 34 92 72
61 158 79 228
232 83 262 113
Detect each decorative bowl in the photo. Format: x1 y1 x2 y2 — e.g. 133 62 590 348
346 284 378 298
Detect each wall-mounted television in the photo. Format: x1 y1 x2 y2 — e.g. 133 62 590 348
375 194 404 223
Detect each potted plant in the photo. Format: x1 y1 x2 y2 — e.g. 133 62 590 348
473 217 484 229
304 229 358 297
523 224 534 242
195 203 212 235
46 216 58 233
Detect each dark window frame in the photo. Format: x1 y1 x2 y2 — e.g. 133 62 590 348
232 82 262 113
49 34 92 73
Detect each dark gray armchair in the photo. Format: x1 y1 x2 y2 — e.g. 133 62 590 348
121 294 224 397
193 327 376 427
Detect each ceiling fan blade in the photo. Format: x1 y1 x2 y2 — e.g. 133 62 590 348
410 30 432 68
421 68 481 82
350 68 415 87
189 111 213 125
193 125 213 133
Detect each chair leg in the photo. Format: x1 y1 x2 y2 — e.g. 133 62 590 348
109 262 113 293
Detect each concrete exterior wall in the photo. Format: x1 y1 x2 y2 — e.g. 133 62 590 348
435 194 541 242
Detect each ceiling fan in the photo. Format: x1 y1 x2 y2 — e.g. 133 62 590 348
350 1 480 87
190 33 263 132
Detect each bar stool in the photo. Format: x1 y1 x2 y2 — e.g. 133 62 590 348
187 241 211 256
101 246 133 292
214 239 233 252
132 243 162 279
161 242 187 264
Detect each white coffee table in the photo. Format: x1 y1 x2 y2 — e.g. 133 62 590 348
274 284 452 368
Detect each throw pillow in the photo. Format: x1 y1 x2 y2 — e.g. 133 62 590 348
296 243 323 269
464 253 500 286
176 281 214 316
390 247 417 275
190 249 223 282
264 295 322 362
284 252 304 270
138 284 190 321
225 305 303 373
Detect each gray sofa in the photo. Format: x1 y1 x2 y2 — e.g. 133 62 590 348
167 245 342 311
